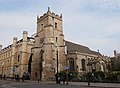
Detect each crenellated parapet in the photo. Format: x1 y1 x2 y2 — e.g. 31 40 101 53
37 7 62 22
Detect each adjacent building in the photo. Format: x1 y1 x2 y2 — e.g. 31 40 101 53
111 50 120 71
0 31 34 78
65 41 111 76
114 50 120 63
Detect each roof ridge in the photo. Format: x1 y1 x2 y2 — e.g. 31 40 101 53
65 40 102 56
65 40 90 50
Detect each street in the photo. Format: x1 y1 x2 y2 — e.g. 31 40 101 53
0 80 119 88
0 80 95 88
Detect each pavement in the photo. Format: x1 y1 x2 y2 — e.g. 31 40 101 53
25 80 120 88
68 82 120 88
1 79 120 88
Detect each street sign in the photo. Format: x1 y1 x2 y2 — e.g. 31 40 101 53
64 66 69 70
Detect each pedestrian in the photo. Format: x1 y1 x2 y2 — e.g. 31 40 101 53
0 74 2 79
63 74 65 84
38 78 40 83
55 73 58 84
58 76 60 84
3 75 6 79
15 75 19 81
55 73 61 84
22 74 25 82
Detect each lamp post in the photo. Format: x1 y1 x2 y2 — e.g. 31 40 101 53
55 44 65 84
87 59 91 86
56 45 59 84
13 66 15 78
66 67 69 85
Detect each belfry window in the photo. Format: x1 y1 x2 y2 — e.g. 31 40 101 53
69 58 75 71
56 37 58 42
55 22 57 28
18 55 20 62
41 24 43 29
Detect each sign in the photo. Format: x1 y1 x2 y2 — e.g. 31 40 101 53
64 66 69 70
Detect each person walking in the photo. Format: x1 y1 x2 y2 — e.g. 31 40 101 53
22 74 25 82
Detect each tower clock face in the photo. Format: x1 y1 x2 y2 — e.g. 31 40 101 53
40 37 44 44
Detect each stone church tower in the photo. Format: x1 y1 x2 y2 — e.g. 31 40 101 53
31 8 65 80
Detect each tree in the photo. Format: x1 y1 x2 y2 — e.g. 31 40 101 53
111 57 120 71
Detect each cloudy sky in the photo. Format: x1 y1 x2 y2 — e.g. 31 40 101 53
0 0 120 57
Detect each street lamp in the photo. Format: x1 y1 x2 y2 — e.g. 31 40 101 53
13 66 15 78
64 66 69 84
55 44 65 84
87 59 92 86
56 44 59 84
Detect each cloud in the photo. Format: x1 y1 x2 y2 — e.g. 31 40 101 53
0 11 36 47
0 0 120 56
81 0 120 16
61 1 120 56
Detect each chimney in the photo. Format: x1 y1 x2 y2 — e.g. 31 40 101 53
23 31 28 42
13 37 17 47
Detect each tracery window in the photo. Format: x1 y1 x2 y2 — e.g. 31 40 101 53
69 58 75 70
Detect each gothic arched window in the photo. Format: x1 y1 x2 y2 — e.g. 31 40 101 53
81 59 86 71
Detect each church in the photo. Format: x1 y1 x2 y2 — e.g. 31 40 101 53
0 8 111 81
31 8 111 80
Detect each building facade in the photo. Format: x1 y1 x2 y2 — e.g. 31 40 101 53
0 31 34 78
65 41 111 77
112 50 120 71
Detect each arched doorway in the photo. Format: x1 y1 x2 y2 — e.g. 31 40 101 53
28 54 33 75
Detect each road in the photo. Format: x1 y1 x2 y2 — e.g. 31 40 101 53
0 80 119 88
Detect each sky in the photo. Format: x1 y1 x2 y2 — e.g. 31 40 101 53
0 0 120 57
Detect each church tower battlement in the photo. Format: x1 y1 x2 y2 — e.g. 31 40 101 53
37 7 62 23
36 7 63 34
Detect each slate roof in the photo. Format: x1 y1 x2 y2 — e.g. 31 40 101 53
0 37 34 51
65 41 101 56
